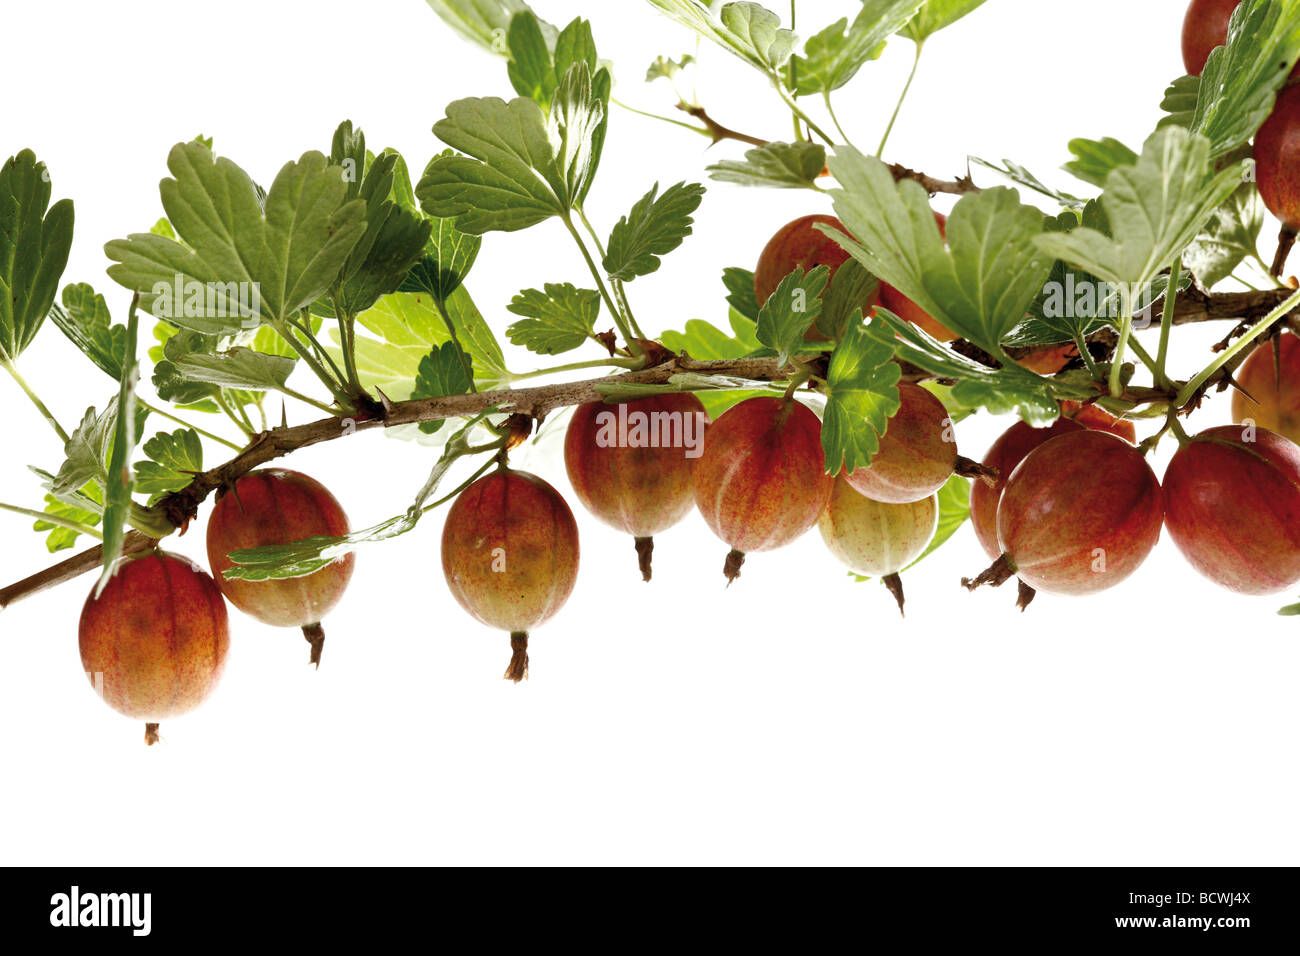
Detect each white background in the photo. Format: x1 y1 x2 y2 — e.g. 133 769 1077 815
1 0 1296 865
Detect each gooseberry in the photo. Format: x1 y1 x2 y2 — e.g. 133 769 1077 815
844 383 957 504
1231 332 1300 444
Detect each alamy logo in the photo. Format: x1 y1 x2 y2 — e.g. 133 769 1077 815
49 886 151 937
593 405 708 458
151 275 261 326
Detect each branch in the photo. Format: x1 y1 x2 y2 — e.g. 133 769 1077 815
4 280 1294 614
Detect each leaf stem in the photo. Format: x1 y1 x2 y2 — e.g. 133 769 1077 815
507 356 644 383
138 400 243 451
1176 286 1300 406
824 92 856 150
878 41 924 159
1072 331 1103 379
1155 258 1181 391
214 392 257 439
575 207 647 340
773 81 835 145
269 317 350 409
610 98 713 137
432 295 478 393
2 360 70 444
1109 283 1136 398
560 213 643 357
0 502 103 539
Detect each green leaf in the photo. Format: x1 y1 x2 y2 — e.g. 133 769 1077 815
755 266 829 363
660 314 761 360
722 267 760 321
96 304 141 596
104 142 368 334
969 156 1087 209
49 282 128 380
419 97 563 232
873 307 1061 424
412 342 474 434
34 482 103 553
646 0 794 72
826 148 1053 353
1192 0 1300 157
1063 137 1138 189
901 0 987 43
1184 171 1265 289
793 0 924 95
903 474 970 570
707 141 826 189
0 150 74 362
1006 207 1114 347
134 429 203 499
1037 127 1249 289
821 317 902 475
423 0 534 53
325 130 431 316
506 282 600 354
506 10 556 104
816 258 878 341
338 288 508 398
400 196 483 302
647 53 694 83
1159 74 1200 130
603 181 705 281
550 62 606 208
169 347 296 393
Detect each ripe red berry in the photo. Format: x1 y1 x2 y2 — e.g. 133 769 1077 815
844 383 957 504
1181 0 1299 78
206 469 354 667
969 417 1084 560
989 430 1163 596
753 214 878 340
1163 424 1300 594
877 212 955 342
1232 332 1300 444
79 551 230 745
564 393 708 581
818 477 937 613
1255 84 1300 231
692 396 833 582
970 407 1136 560
441 468 580 682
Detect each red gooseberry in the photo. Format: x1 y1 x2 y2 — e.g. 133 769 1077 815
206 469 354 667
1162 424 1300 594
844 383 957 504
79 550 230 745
564 393 708 581
1231 332 1300 444
441 467 580 682
692 395 833 582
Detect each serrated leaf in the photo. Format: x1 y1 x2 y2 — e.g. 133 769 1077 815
708 141 826 189
419 97 563 232
423 0 534 53
647 53 694 82
969 156 1086 209
1184 173 1265 289
0 149 74 362
755 266 829 363
400 207 483 303
826 148 1054 353
1192 0 1300 157
412 342 474 434
822 317 902 475
96 304 141 595
49 282 128 380
34 482 103 553
1159 73 1200 130
815 258 878 341
1064 137 1138 189
506 282 600 354
647 0 794 72
722 266 760 321
550 62 605 208
134 429 203 499
901 0 987 43
603 181 705 280
104 143 368 334
170 347 296 393
793 0 924 95
1037 127 1248 289
336 288 508 398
